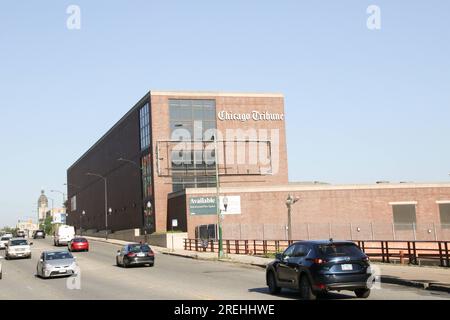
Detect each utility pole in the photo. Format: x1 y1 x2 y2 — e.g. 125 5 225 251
285 194 300 241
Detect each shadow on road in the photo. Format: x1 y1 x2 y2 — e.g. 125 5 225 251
248 287 357 300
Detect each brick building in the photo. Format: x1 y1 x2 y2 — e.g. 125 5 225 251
67 91 450 241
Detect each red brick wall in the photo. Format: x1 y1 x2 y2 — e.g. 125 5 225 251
182 185 450 240
150 92 288 233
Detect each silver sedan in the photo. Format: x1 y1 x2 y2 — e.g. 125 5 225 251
36 250 79 279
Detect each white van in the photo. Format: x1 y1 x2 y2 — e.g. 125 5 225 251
53 225 75 246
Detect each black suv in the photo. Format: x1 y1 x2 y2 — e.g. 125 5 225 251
266 240 373 300
33 230 46 239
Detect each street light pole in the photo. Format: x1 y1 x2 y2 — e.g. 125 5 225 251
286 194 300 241
81 210 86 236
86 172 108 240
50 189 67 207
47 197 55 216
145 201 152 244
213 134 224 259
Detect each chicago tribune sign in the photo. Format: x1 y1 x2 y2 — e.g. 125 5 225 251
217 110 284 122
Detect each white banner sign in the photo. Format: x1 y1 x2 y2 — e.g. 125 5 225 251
220 196 241 215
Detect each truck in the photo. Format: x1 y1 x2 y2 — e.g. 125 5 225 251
53 225 75 246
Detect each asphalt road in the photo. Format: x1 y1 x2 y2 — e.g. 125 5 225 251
0 238 448 300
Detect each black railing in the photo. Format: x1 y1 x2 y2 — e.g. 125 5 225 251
183 239 450 268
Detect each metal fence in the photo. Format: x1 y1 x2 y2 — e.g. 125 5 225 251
219 223 450 241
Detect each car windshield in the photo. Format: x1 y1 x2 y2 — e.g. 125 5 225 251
317 243 363 257
1 237 10 241
45 252 73 260
128 244 151 253
73 238 87 243
10 239 28 246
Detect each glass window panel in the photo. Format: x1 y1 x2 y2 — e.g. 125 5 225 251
169 99 217 191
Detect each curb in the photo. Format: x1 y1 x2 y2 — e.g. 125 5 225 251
161 250 268 268
380 276 428 290
380 277 450 293
427 284 450 294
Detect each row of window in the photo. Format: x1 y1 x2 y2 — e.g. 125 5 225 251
140 103 150 151
392 203 450 229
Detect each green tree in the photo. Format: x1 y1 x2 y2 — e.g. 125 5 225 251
40 216 54 235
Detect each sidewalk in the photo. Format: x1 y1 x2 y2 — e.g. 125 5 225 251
83 236 450 294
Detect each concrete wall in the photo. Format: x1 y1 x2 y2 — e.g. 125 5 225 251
82 228 188 249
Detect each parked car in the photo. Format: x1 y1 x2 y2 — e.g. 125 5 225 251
36 250 79 279
0 256 3 279
5 238 33 260
116 243 155 268
33 230 46 239
266 240 372 300
68 238 89 252
53 225 75 246
16 230 26 238
0 235 12 250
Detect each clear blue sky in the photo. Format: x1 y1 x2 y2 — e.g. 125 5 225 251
0 1 449 227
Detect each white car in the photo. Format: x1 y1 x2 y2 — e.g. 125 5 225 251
5 238 33 260
36 251 78 279
53 225 75 246
0 236 12 250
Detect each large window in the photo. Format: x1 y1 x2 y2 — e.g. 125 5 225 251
140 103 150 151
439 203 450 228
169 99 217 192
392 204 417 230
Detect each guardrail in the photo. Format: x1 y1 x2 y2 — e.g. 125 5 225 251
183 239 450 268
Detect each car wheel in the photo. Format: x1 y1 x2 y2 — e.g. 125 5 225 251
299 275 316 300
354 288 371 299
0 271 2 279
267 271 281 294
123 258 128 268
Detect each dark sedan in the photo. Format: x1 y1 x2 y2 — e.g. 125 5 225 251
266 240 373 300
116 243 155 268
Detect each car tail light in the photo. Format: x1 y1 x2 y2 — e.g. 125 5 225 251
362 256 370 262
127 252 136 257
313 258 327 264
316 283 326 290
147 250 154 257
